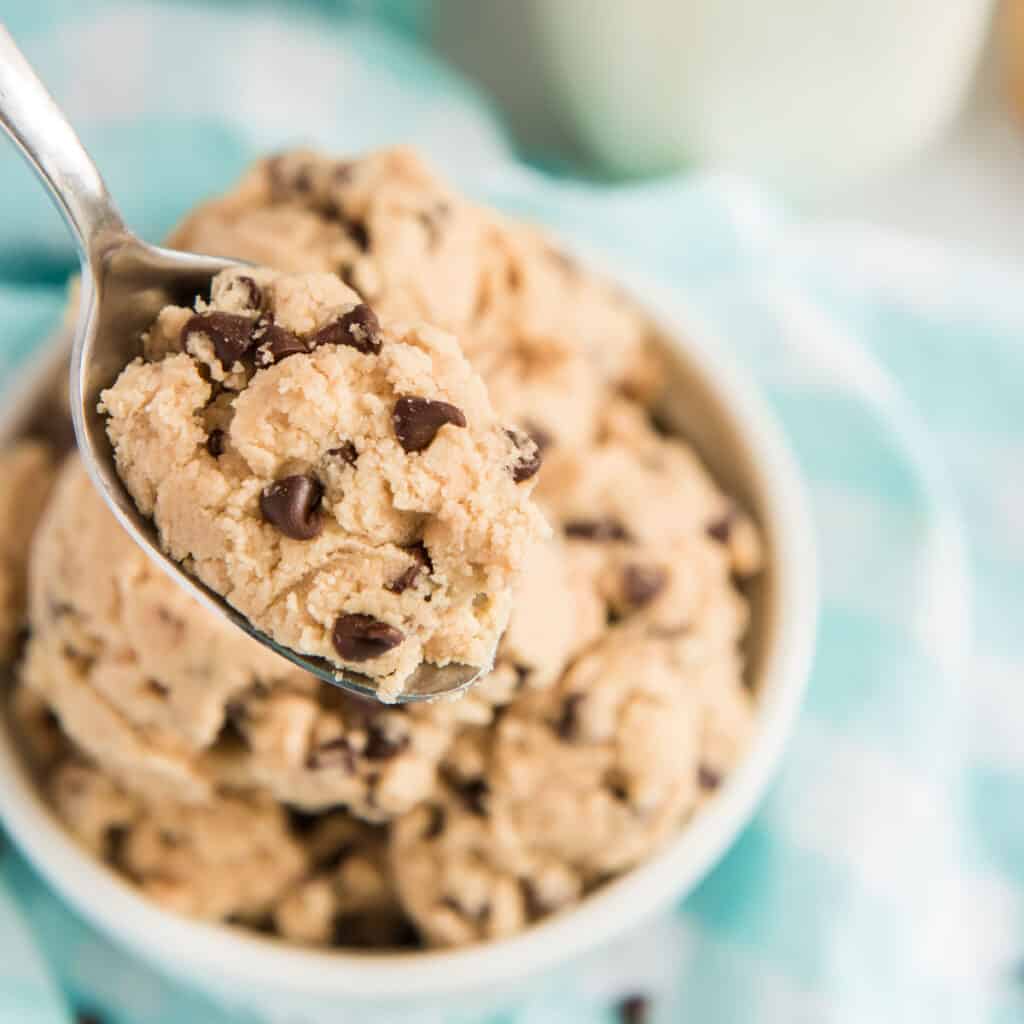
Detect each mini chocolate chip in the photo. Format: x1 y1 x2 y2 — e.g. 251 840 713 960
393 396 467 452
707 508 735 543
423 804 446 839
311 303 382 355
506 427 543 483
332 613 404 662
513 663 532 689
103 824 128 866
698 763 722 790
257 321 307 365
385 564 421 595
520 878 547 919
622 565 668 608
182 312 256 369
260 474 324 540
236 275 264 312
328 441 359 465
346 219 370 251
557 693 584 740
364 724 410 760
307 737 358 773
407 541 433 573
618 994 650 1024
457 778 489 816
146 679 169 697
206 428 225 458
285 806 321 836
564 518 631 542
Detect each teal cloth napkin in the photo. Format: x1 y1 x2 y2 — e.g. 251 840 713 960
0 4 1020 1023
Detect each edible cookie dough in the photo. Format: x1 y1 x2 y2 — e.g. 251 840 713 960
100 267 547 701
0 441 57 661
5 145 765 953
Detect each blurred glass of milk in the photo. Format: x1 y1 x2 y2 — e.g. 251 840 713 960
529 0 996 194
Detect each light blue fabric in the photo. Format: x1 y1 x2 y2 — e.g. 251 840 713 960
0 4 1020 1023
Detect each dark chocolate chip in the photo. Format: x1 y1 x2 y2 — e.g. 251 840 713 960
236 275 264 312
146 679 169 697
618 994 650 1024
423 804 446 839
506 427 543 483
182 312 256 369
103 824 128 866
407 541 433 573
311 303 382 355
257 321 307 365
456 778 490 816
393 396 467 453
364 724 410 760
556 693 584 740
307 737 358 773
698 763 722 790
259 474 324 540
564 518 631 542
206 428 225 458
328 441 359 465
385 564 421 595
346 219 370 251
707 509 735 543
622 565 668 608
332 613 404 662
285 806 321 836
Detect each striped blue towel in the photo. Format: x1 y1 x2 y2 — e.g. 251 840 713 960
0 4 1019 1023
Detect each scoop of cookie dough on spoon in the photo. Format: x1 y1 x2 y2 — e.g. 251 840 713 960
0 26 540 701
100 267 549 702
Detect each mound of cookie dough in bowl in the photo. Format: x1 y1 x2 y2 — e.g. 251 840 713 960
1 145 766 953
100 267 548 702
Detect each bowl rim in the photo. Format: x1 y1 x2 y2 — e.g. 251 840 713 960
0 250 818 1000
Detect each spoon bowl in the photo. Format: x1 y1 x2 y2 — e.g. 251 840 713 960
0 25 486 702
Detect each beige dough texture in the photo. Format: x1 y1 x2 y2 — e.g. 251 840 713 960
100 267 547 701
6 146 764 949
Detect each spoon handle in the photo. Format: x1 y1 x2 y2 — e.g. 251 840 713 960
0 24 126 263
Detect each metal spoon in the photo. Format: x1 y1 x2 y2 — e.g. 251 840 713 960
0 26 487 702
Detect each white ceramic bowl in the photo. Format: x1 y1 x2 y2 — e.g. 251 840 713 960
0 254 817 1022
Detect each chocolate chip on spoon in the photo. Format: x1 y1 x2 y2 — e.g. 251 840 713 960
506 427 543 483
311 303 382 355
393 396 467 452
182 312 256 368
259 474 324 540
332 613 404 661
328 441 359 465
257 321 307 365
